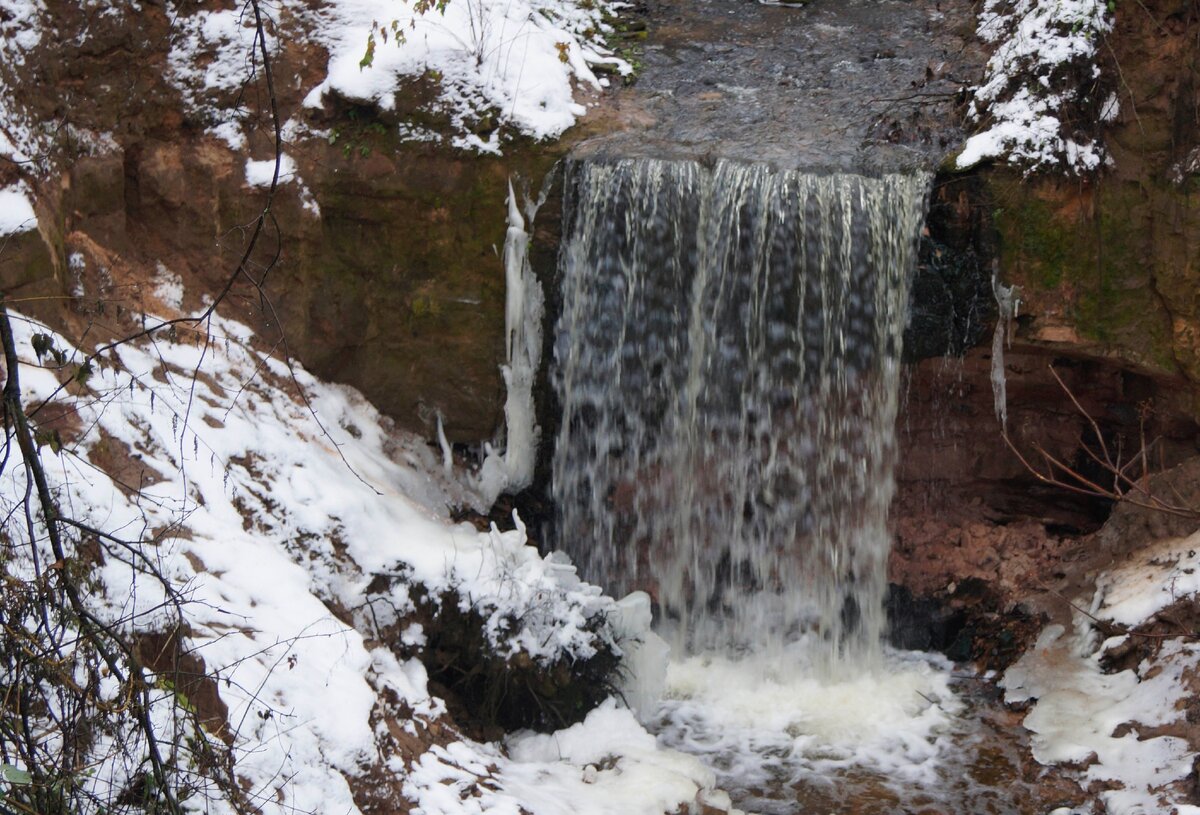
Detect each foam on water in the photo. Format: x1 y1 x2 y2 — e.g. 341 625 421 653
652 644 962 811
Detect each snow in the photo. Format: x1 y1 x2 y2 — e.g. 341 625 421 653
404 702 716 815
244 153 321 215
1095 532 1200 627
1003 623 1199 815
164 0 627 154
499 701 717 815
0 303 710 815
153 262 185 310
957 0 1112 174
0 181 37 236
0 0 46 165
1001 539 1200 814
301 0 628 147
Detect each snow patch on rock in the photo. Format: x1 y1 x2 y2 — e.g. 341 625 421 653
0 181 37 236
958 0 1113 174
164 0 627 154
301 0 627 148
0 0 47 164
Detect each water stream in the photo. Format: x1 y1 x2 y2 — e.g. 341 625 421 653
546 157 1088 811
522 0 1107 799
553 157 927 667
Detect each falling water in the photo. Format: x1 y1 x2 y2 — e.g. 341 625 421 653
552 157 928 668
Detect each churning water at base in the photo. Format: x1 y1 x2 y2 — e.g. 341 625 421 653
655 644 961 813
552 158 928 667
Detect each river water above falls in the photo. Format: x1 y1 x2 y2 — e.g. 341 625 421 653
582 0 979 170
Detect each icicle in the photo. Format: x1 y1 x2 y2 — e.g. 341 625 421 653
611 591 670 722
990 262 1020 429
475 178 546 505
436 414 453 476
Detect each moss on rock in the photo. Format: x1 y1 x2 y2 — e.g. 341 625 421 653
988 172 1182 375
263 130 568 443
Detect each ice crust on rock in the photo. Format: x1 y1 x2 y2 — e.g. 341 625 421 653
475 180 545 504
1003 540 1200 814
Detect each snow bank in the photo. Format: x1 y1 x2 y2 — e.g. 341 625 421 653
498 701 716 815
167 5 260 100
404 701 715 815
0 181 37 235
1003 623 1199 815
0 305 709 815
302 0 627 150
958 0 1113 174
244 153 297 186
1095 531 1200 627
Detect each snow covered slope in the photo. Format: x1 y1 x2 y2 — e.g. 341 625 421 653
165 0 629 154
1002 538 1200 814
0 291 716 815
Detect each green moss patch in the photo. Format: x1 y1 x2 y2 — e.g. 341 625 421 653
990 174 1178 372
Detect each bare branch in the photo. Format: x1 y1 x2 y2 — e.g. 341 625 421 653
1002 364 1200 520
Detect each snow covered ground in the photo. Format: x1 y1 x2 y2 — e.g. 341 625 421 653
0 291 715 815
165 0 629 154
1002 535 1200 814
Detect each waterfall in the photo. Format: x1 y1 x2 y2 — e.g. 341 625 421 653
552 158 928 668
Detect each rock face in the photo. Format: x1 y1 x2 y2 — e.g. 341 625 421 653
887 0 1200 617
1 0 598 445
959 0 1200 386
5 0 1199 595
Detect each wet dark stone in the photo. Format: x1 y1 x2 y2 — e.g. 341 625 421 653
884 583 967 653
903 170 998 361
903 234 993 360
